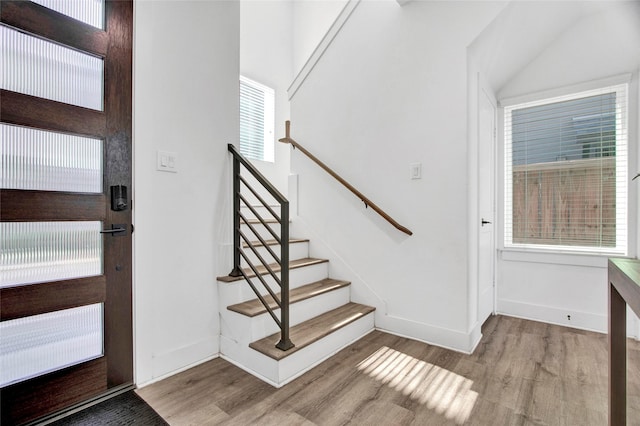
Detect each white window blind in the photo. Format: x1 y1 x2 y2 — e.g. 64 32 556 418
239 76 275 162
504 84 628 254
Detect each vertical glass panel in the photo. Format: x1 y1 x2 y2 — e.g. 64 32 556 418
0 222 103 288
0 304 103 388
31 0 105 29
1 124 103 193
1 26 103 110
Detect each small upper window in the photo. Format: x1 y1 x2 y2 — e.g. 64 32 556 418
504 83 628 254
239 76 275 162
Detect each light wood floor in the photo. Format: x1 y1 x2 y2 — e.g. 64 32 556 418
137 315 640 425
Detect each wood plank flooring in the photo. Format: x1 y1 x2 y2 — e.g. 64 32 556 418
137 315 640 425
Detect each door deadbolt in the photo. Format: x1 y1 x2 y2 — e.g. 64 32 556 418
110 185 128 211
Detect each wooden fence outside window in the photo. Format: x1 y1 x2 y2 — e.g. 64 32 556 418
512 157 616 247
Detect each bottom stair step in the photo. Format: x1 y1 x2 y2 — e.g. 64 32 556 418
249 302 375 361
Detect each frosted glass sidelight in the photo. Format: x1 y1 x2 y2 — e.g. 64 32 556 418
0 222 103 288
0 304 103 388
1 26 103 110
1 124 103 193
31 0 105 29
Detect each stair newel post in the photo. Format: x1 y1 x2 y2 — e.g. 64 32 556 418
229 147 242 277
276 200 295 351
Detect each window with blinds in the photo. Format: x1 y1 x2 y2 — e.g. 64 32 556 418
504 83 628 254
239 76 275 162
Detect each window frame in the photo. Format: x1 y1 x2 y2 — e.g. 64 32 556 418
501 79 631 256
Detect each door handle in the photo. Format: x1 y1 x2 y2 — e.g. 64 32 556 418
481 219 492 226
101 224 127 236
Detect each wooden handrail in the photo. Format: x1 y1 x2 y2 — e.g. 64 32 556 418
278 121 413 236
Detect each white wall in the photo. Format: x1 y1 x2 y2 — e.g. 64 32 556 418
497 2 640 100
289 0 505 352
495 2 640 337
133 0 239 386
292 0 347 75
469 1 598 95
240 0 293 196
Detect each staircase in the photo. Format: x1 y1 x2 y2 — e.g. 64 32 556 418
217 214 375 387
220 143 376 387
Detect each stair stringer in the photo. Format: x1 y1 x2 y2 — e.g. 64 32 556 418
288 215 389 321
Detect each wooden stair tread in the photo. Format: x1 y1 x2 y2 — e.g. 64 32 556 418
242 238 308 248
249 302 375 361
217 257 328 283
241 204 279 208
227 278 350 317
243 218 277 224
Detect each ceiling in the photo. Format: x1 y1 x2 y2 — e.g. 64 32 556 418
469 1 639 93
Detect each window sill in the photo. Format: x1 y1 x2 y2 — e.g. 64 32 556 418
499 247 632 268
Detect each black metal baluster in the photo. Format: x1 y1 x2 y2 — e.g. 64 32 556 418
276 200 294 350
227 143 294 351
229 152 242 277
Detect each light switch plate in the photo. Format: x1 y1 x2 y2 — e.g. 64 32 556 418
157 150 178 173
410 162 422 180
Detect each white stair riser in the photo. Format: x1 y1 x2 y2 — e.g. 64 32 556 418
220 312 375 387
218 262 329 306
240 205 282 221
278 313 374 384
221 286 351 343
240 222 282 241
240 241 309 268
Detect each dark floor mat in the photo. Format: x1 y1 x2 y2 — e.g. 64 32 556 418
49 391 168 425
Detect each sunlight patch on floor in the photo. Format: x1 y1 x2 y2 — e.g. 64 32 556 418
357 346 478 424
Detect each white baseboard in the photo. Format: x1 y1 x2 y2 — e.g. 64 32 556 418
376 314 479 354
467 321 483 353
219 352 280 388
146 337 219 385
497 298 606 334
137 352 220 389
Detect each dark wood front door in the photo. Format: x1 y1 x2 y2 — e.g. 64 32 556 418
0 1 133 424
